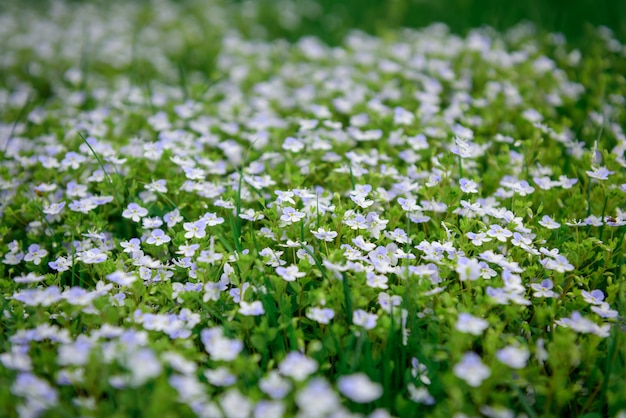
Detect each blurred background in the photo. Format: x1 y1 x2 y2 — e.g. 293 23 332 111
231 0 625 45
1 0 623 101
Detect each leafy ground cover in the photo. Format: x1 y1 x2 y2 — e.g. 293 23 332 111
1 1 625 417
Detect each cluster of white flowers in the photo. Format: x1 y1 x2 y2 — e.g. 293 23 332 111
0 0 625 416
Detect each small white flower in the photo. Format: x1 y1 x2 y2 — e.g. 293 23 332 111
453 352 491 387
531 279 557 298
124 348 163 387
106 271 137 286
337 373 383 403
456 257 482 281
539 215 561 229
183 221 207 239
220 389 252 418
278 352 318 381
201 328 243 361
455 313 489 335
239 208 265 221
486 224 513 242
398 197 421 212
353 310 378 330
283 137 305 152
295 378 340 416
306 307 335 324
542 255 574 273
204 366 236 386
496 345 530 369
311 227 338 241
14 272 46 283
582 289 605 305
586 166 614 180
275 265 306 282
145 179 167 193
164 209 183 227
239 301 265 316
254 400 285 418
146 229 171 246
466 231 492 246
122 203 148 222
407 383 435 405
77 248 108 264
202 212 225 226
591 302 618 318
24 244 48 265
280 207 306 224
459 178 479 193
259 371 292 399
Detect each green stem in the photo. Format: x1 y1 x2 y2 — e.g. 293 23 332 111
342 272 353 325
3 93 32 154
597 195 609 243
586 179 592 217
348 164 356 190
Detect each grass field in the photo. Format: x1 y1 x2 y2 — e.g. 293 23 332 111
0 1 625 417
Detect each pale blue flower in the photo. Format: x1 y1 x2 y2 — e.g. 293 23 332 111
338 373 383 403
453 352 491 387
122 203 148 222
306 307 335 324
456 313 489 335
278 352 318 381
24 244 47 265
353 310 378 330
496 345 530 369
146 229 171 246
239 301 265 316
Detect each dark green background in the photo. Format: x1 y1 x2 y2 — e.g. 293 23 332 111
4 0 625 45
239 0 626 45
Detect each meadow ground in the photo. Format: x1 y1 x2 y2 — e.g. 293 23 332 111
0 1 625 417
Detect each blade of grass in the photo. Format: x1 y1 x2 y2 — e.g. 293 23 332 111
77 132 114 185
78 132 128 208
216 233 235 254
178 62 188 102
512 384 539 418
341 272 353 325
348 163 356 190
228 213 243 253
300 244 327 281
3 93 32 154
